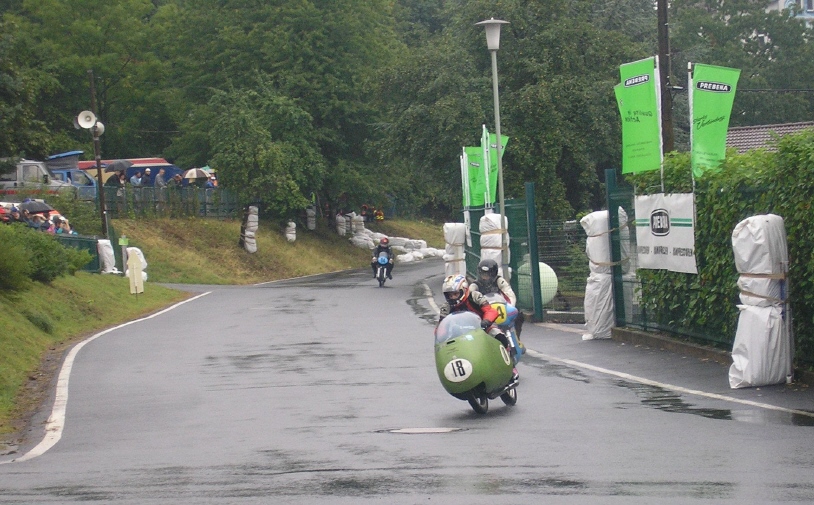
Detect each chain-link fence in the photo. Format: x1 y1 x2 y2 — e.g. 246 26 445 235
536 220 588 322
99 186 240 219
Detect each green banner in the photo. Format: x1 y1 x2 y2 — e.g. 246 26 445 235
481 126 491 205
690 63 740 178
464 146 486 207
616 57 662 174
460 151 469 208
487 133 508 204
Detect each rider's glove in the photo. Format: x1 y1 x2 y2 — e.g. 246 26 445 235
481 319 493 330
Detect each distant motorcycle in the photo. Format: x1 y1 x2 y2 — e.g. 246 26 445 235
434 311 518 414
375 252 389 287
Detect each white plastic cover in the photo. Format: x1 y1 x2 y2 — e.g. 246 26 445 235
124 247 148 281
729 214 792 388
443 243 466 277
285 221 296 242
580 210 611 274
306 207 316 230
479 213 510 266
582 272 614 340
443 223 467 245
732 214 788 307
351 215 365 234
335 213 346 235
729 305 790 388
97 239 118 274
245 206 259 232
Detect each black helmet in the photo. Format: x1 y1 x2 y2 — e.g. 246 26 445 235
477 259 499 288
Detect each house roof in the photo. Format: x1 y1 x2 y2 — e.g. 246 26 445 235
726 121 814 153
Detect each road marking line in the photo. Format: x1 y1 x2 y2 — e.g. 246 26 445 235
423 284 813 419
525 349 814 418
0 291 212 465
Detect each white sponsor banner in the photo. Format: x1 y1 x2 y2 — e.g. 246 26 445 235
634 193 697 274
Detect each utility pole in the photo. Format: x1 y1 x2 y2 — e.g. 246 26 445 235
88 69 109 238
657 0 674 153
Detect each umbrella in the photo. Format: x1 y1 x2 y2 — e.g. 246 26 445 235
104 160 134 173
19 200 55 214
183 168 209 180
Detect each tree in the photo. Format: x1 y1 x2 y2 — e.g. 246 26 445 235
670 0 814 138
0 18 57 158
207 78 325 221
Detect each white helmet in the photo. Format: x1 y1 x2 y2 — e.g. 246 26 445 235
442 274 469 309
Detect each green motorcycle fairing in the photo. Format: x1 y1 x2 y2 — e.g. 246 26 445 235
434 311 513 398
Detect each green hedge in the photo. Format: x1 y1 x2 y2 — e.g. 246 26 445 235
0 224 92 290
627 129 814 367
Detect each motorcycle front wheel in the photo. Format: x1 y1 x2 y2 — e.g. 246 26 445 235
467 394 488 414
500 387 517 406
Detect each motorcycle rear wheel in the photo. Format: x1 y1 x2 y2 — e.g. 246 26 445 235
500 387 517 406
467 394 488 414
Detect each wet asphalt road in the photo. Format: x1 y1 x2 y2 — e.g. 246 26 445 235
0 259 812 504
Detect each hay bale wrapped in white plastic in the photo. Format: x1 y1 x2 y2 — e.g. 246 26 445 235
580 210 611 274
443 243 466 277
403 239 427 251
479 213 509 265
443 222 466 246
97 239 118 274
582 272 614 340
351 215 365 234
124 246 148 282
419 247 440 258
285 221 296 242
732 214 788 307
387 236 408 248
350 234 375 249
729 214 792 388
246 206 259 231
397 252 416 263
306 207 316 230
243 230 257 253
336 213 347 236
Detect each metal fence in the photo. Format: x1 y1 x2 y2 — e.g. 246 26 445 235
462 183 544 320
98 186 240 219
605 170 733 350
54 234 101 272
536 220 588 321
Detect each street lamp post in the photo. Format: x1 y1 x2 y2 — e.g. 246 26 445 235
476 18 510 279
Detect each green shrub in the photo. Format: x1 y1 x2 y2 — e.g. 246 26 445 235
0 224 92 286
0 226 33 291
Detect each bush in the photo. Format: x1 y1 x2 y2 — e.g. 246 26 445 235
0 224 92 287
0 226 33 291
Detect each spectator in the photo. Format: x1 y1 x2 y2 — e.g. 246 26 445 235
54 217 78 235
154 168 167 212
29 213 48 231
7 206 24 224
143 168 152 185
130 171 144 212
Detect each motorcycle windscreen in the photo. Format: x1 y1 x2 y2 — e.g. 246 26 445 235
434 311 482 345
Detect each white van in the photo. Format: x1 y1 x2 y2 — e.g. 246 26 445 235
0 158 74 195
